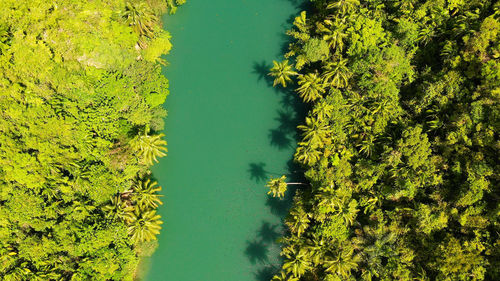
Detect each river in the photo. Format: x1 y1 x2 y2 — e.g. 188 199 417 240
144 1 303 280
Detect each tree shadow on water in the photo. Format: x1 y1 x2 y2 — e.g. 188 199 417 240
245 1 311 280
268 128 293 150
244 221 285 280
279 0 310 10
258 222 281 244
275 109 299 132
245 239 269 264
253 61 274 85
265 167 303 219
268 107 304 151
275 0 312 57
254 266 281 281
248 162 268 183
248 162 283 183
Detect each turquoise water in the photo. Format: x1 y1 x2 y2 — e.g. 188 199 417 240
145 1 302 280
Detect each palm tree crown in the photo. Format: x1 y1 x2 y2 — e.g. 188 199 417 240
267 175 288 199
127 209 163 243
103 196 135 223
326 0 360 15
122 1 156 38
269 60 298 87
130 133 167 165
297 116 331 148
322 58 351 88
133 178 163 210
297 73 326 102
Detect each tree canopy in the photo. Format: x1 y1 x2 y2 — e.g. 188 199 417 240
0 0 183 279
269 0 499 280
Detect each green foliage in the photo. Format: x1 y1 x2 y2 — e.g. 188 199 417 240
303 37 330 63
142 31 173 63
270 0 500 280
135 240 159 257
269 60 298 87
297 73 326 102
166 0 186 14
122 1 157 38
267 175 289 199
128 209 163 243
133 178 163 209
130 132 168 165
0 0 182 279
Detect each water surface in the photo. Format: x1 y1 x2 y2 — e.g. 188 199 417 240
146 1 302 280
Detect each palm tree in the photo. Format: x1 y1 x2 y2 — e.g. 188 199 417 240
395 0 415 13
418 25 435 45
267 175 288 199
318 20 347 52
312 99 334 121
339 200 359 226
302 233 326 266
297 116 331 148
282 247 312 278
295 143 322 166
29 267 61 281
324 29 347 52
296 73 326 102
358 134 375 156
269 60 298 87
352 226 397 275
122 1 156 38
127 209 163 243
322 58 351 88
267 175 307 199
0 25 11 53
293 11 308 32
133 178 163 210
129 133 167 165
326 0 360 15
286 206 310 237
5 265 29 280
272 271 296 281
103 196 135 223
323 247 360 277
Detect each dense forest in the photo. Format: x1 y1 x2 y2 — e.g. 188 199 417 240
0 0 184 280
268 0 499 280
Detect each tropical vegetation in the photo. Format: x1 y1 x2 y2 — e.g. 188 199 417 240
0 0 183 279
269 0 499 280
